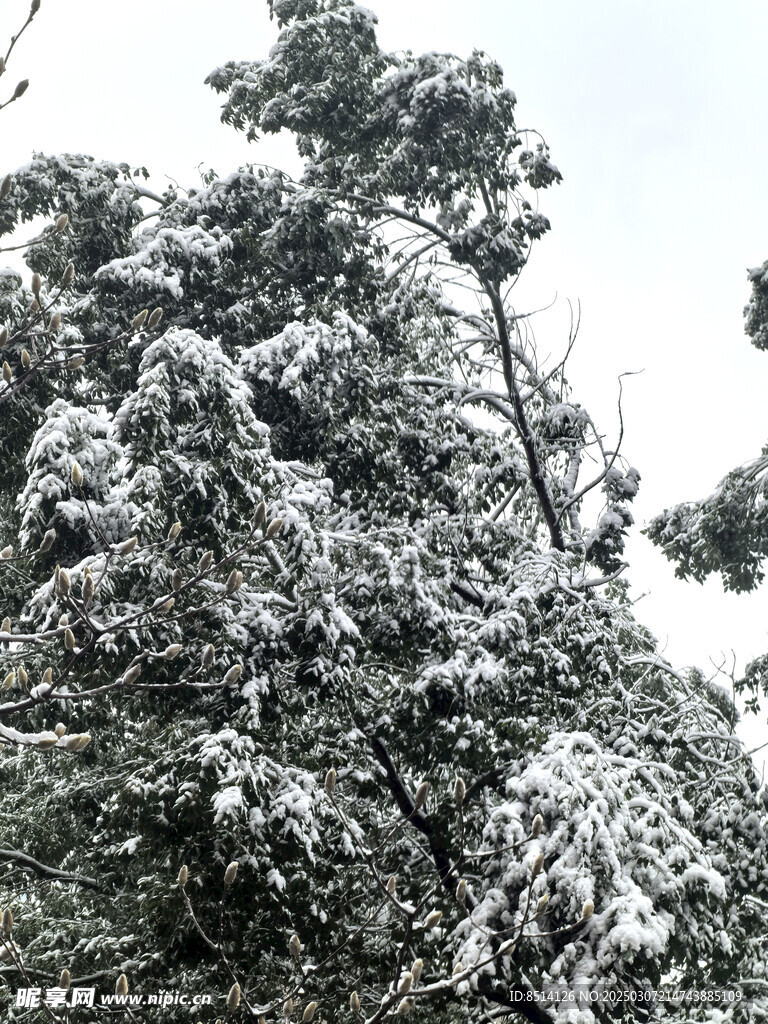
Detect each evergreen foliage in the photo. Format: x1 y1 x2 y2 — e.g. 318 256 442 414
1 2 766 1022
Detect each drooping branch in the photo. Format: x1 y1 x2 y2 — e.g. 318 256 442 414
0 848 100 890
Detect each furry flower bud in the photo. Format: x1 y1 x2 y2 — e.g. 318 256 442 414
413 781 429 809
301 1003 317 1022
386 874 397 895
222 664 242 685
70 462 83 487
289 933 301 958
581 899 594 920
453 776 466 806
199 550 214 572
455 878 467 905
531 814 543 838
423 910 442 929
115 974 128 996
164 644 182 660
397 972 413 995
21 348 31 369
130 309 148 331
61 262 75 287
147 307 163 329
64 627 75 651
324 767 336 795
350 991 360 1012
265 517 283 538
0 174 11 200
202 644 215 669
177 865 188 887
410 959 423 983
55 213 68 232
2 908 12 935
2 361 11 385
171 568 183 592
39 528 56 553
254 501 266 530
224 861 238 886
531 852 544 879
167 520 182 541
31 272 41 298
59 969 71 990
226 983 240 1012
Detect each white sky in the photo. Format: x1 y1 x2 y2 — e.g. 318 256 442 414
3 0 768 750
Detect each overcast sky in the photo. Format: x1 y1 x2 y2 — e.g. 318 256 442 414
4 0 768 747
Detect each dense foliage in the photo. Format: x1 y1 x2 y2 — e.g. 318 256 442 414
1 2 767 1022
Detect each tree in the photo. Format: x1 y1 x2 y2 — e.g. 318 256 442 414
647 262 768 712
1 1 767 1022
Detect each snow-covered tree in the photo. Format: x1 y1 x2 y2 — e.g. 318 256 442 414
1 2 767 1022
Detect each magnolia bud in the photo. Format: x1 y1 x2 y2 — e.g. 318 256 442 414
301 1003 317 1022
0 174 10 200
2 671 15 691
30 298 40 313
147 307 163 329
131 309 148 331
31 0 41 14
1 545 12 558
413 781 429 809
82 571 94 604
398 972 413 995
49 312 61 331
157 597 175 613
396 997 414 1015
115 974 128 997
350 991 360 1012
31 273 41 297
70 462 83 487
453 776 466 806
265 517 284 539
123 664 142 686
68 733 91 751
54 723 66 737
222 664 242 685
57 569 71 596
531 852 544 879
55 212 68 232
167 520 182 541
581 899 594 921
289 933 301 958
58 614 68 627
2 361 11 385
177 865 188 887
536 894 549 914
67 355 85 370
324 767 336 795
202 644 215 669
224 861 238 886
21 348 31 369
410 959 423 983
225 568 240 594
39 527 56 552
17 665 27 687
226 983 241 1012
531 814 543 838
13 80 29 100
171 568 183 592
1 617 10 634
283 997 293 1018
61 262 75 287
42 667 53 685
452 962 463 976
59 969 71 990
164 644 182 660
423 910 442 929
64 627 75 651
37 733 59 750
0 327 7 344
2 908 12 935
254 501 267 529
386 875 396 895
117 536 137 554
199 550 214 572
455 878 467 904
